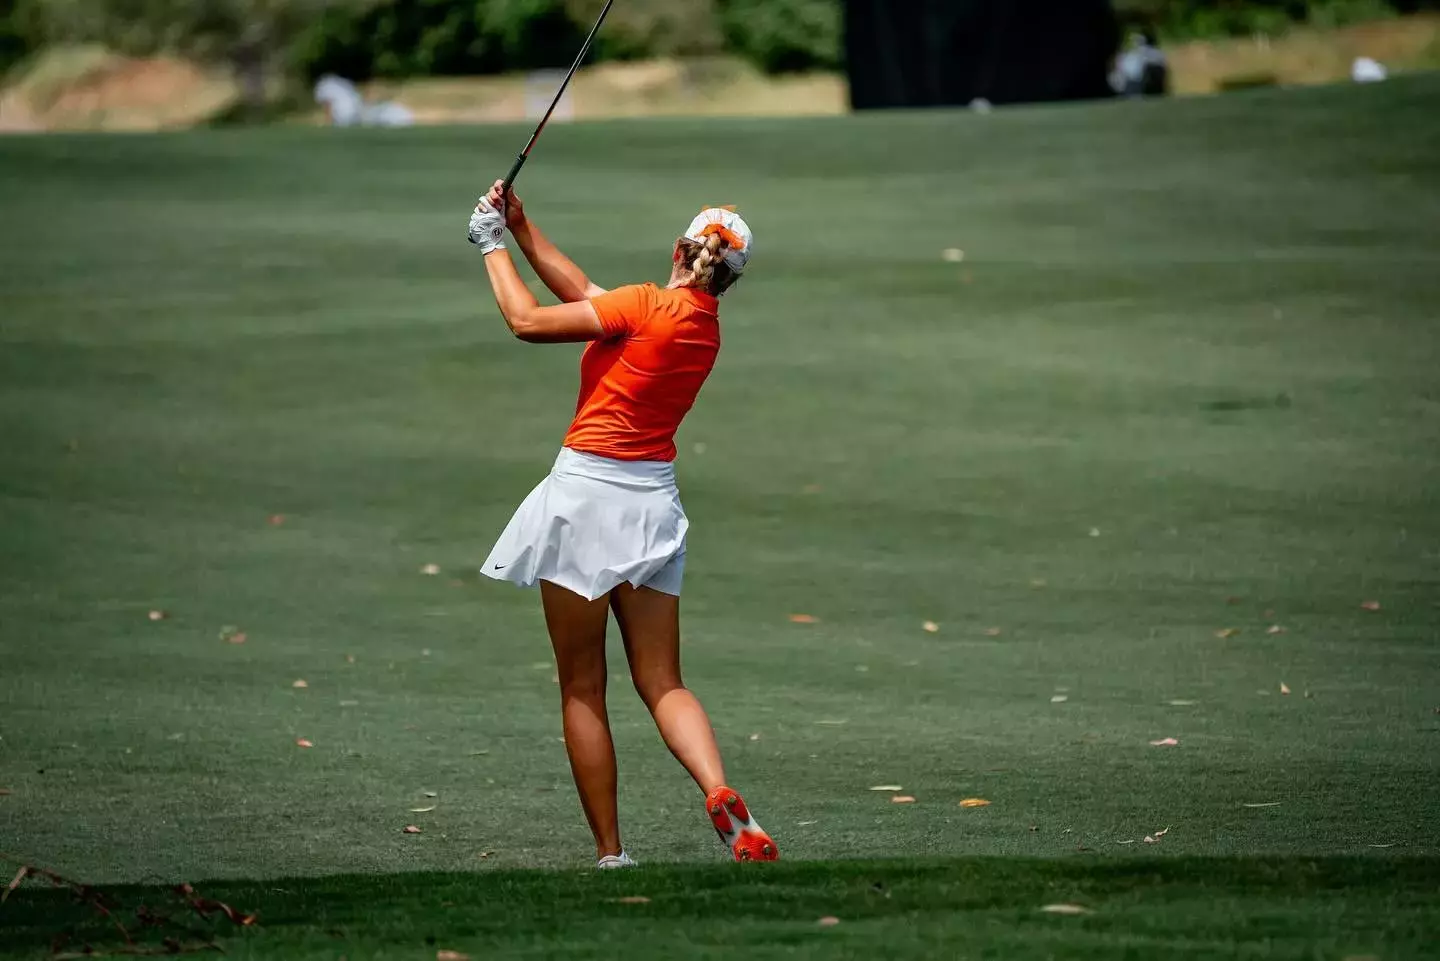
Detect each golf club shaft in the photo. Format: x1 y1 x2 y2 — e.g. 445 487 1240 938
502 0 616 192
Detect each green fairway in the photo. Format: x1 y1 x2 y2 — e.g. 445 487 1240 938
2 77 1439 957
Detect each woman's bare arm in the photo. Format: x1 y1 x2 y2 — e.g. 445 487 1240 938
486 180 607 304
484 249 605 343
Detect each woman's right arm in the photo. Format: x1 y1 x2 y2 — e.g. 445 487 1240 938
485 180 606 303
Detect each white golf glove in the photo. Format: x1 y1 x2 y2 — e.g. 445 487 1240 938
467 196 506 254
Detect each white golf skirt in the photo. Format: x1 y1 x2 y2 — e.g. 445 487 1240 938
481 447 688 601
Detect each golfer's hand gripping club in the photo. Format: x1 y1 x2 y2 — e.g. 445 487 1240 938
467 195 507 254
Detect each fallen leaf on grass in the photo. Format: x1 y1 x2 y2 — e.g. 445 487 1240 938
423 791 438 798
1116 839 1136 845
4 866 29 902
478 851 493 859
219 625 246 644
1367 842 1397 849
1243 802 1281 808
748 733 761 741
0 788 10 796
436 951 470 961
295 738 313 748
814 719 848 726
1361 600 1381 611
1279 682 1291 695
402 825 422 834
959 798 991 808
870 785 903 792
1215 628 1239 638
1266 624 1287 635
1167 699 1196 706
1040 903 1090 915
983 627 1003 637
421 564 441 575
1030 578 1048 588
148 609 167 621
345 654 355 664
1088 527 1101 537
268 514 286 527
1051 695 1069 703
922 621 940 633
942 248 965 262
409 806 437 813
797 820 818 826
789 614 819 624
614 896 651 904
891 796 917 804
817 916 841 927
1149 738 1179 747
292 679 308 689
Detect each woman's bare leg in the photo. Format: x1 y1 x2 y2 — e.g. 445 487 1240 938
609 584 726 791
540 579 621 859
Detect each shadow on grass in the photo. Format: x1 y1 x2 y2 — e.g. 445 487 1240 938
3 856 1438 960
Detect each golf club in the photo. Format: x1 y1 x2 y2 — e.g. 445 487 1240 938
502 0 616 193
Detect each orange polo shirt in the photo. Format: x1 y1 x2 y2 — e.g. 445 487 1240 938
563 283 721 463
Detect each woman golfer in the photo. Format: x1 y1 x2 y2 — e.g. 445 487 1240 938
466 181 777 868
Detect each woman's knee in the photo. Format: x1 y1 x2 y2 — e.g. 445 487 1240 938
632 670 684 709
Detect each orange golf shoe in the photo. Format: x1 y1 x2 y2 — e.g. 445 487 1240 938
705 786 779 862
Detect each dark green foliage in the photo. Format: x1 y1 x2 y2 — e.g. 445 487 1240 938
716 0 842 73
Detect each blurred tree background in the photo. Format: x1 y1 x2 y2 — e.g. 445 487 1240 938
1 0 1436 100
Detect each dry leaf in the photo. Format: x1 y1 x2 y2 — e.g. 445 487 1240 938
345 654 355 664
1215 628 1239 638
292 679 308 689
922 620 940 633
436 951 469 961
478 851 493 859
959 798 991 808
1116 839 1136 844
1040 903 1090 915
748 733 761 741
422 648 432 656
421 564 441 576
983 627 1003 637
268 514 285 526
4 865 29 903
219 625 245 644
1167 699 1196 706
789 614 819 624
891 795 917 804
402 825 422 834
1143 835 1158 844
409 806 437 813
1051 695 1069 703
814 719 847 726
1266 624 1286 635
817 916 841 927
424 791 438 798
615 896 651 904
1030 578 1048 588
1368 843 1396 848
295 738 313 748
228 632 247 645
1153 827 1170 838
1243 802 1281 808
1149 737 1179 747
147 610 167 621
942 248 964 262
798 820 818 826
1279 682 1291 695
1361 600 1381 611
0 788 10 796
1088 527 1101 537
870 785 903 792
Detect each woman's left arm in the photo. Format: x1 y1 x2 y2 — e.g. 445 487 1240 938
471 196 604 344
485 249 604 343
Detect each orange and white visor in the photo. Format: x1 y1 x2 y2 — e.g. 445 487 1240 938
684 207 752 274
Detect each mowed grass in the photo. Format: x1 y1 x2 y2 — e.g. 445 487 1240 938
2 78 1439 958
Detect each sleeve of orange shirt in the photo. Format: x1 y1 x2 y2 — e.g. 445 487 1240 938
589 284 652 339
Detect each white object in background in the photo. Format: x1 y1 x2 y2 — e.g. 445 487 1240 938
526 69 575 122
314 74 414 127
1352 57 1387 83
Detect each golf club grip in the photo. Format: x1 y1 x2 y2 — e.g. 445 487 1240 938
503 153 528 193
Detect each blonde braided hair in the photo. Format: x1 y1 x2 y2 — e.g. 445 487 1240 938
677 231 739 297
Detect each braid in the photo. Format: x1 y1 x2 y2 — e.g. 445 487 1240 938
677 231 740 296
